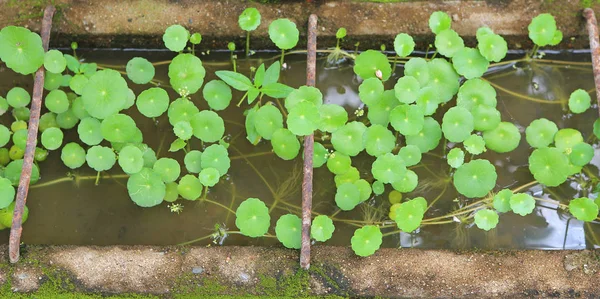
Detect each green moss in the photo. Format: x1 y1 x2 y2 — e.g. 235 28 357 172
258 274 278 295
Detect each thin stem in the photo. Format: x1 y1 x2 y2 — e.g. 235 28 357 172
225 184 236 224
236 91 249 107
246 31 251 57
229 151 274 160
482 78 566 104
280 49 285 66
203 198 236 215
94 171 100 186
177 233 215 246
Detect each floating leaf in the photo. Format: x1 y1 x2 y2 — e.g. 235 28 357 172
271 128 300 160
169 138 186 152
354 179 372 202
69 74 88 95
287 101 320 136
126 57 155 84
359 77 384 106
190 110 225 143
275 214 302 249
569 197 599 222
326 151 351 175
458 80 497 111
12 129 27 150
168 98 199 126
394 76 420 104
528 147 570 187
464 134 486 155
41 127 63 150
268 19 299 50
56 109 79 129
239 7 261 31
285 86 323 110
452 47 489 79
199 167 220 187
203 80 232 111
528 13 557 47
434 29 464 58
471 104 501 132
163 24 189 52
177 174 202 200
554 128 583 153
0 178 15 209
77 117 103 146
372 181 385 195
569 142 594 167
153 158 181 183
311 215 335 242
125 168 164 207
568 89 591 114
406 117 442 153
372 153 406 184
164 182 179 202
235 198 270 237
483 122 521 153
253 104 283 140
429 11 451 34
442 107 474 143
426 58 460 103
334 167 359 187
398 145 422 167
6 87 30 108
453 159 497 198
447 147 465 168
478 33 508 62
351 225 382 257
318 104 347 133
86 145 116 172
173 121 193 141
415 87 439 116
404 58 429 86
474 209 499 231
201 144 230 176
367 90 399 126
0 125 9 147
0 26 44 75
393 33 415 57
184 150 203 173
61 142 86 169
82 69 128 119
390 104 425 136
13 107 30 121
118 145 144 174
311 142 328 168
4 159 40 186
44 49 66 74
391 170 418 193
101 113 137 143
169 54 206 95
45 89 69 114
44 71 62 91
331 121 366 156
335 182 361 211
525 118 558 148
353 50 392 81
394 198 426 233
510 193 536 216
493 189 513 213
362 124 395 156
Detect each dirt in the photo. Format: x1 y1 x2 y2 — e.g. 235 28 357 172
0 0 597 49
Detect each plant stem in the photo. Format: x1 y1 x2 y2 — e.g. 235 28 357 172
236 91 249 107
246 31 250 57
95 171 100 186
280 49 285 66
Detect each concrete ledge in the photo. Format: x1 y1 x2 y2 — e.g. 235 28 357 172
0 245 598 297
0 0 598 49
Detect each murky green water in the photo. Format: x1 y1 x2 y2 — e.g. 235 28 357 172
0 49 598 249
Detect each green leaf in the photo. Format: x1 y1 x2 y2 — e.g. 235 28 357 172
398 145 422 167
126 57 155 84
335 182 361 211
268 19 299 50
254 104 283 140
0 178 15 209
284 86 323 110
238 8 261 31
390 104 425 136
568 89 591 114
528 13 557 47
100 114 137 143
529 147 570 187
69 74 88 95
353 50 392 81
235 198 270 237
394 197 426 233
393 33 415 57
359 77 384 106
434 29 464 58
510 193 536 216
81 69 129 119
247 87 260 104
478 33 508 62
153 158 181 183
331 121 366 156
426 58 460 103
163 24 190 52
4 160 39 186
86 145 116 172
310 142 329 168
136 87 169 118
336 28 347 39
286 101 320 136
326 151 351 175
271 128 300 160
525 118 558 148
406 117 442 153
0 26 44 75
483 122 521 153
41 127 63 150
7 87 31 108
168 54 206 95
44 49 66 74
245 105 261 145
164 182 179 202
354 179 372 202
368 90 399 127
199 167 220 187
190 110 225 143
311 215 335 242
168 98 199 126
363 124 395 156
453 159 497 198
391 170 418 193
215 70 253 91
351 225 382 257
452 47 489 79
554 128 583 153
404 58 429 86
61 142 86 169
372 181 385 195
334 167 359 187
184 150 203 173
275 214 302 249
261 83 294 99
318 104 348 133
474 209 499 231
45 89 69 114
200 144 230 176
569 197 599 222
394 76 420 104
493 189 513 213
429 11 451 34
263 61 281 86
177 174 202 200
442 107 474 143
254 64 265 87
569 142 594 167
118 145 144 174
372 153 406 184
447 147 464 168
169 138 187 152
471 104 501 131
127 168 165 207
464 134 486 155
190 33 202 45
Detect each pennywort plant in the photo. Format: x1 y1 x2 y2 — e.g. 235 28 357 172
0 9 598 258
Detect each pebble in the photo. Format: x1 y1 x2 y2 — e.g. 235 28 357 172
192 267 204 274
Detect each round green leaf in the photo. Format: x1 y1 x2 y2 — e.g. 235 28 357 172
406 117 442 153
0 125 10 148
394 198 426 233
434 29 464 58
426 58 460 103
372 153 406 184
483 122 521 153
510 193 536 216
118 145 144 174
56 108 79 129
391 170 418 193
528 147 570 187
568 89 591 114
177 174 202 200
472 104 501 132
331 121 366 156
284 86 323 110
271 128 300 160
474 209 499 231
464 134 486 155
478 33 508 62
268 19 299 50
5 159 39 186
190 110 225 143
390 104 425 136
311 215 335 242
334 167 360 187
45 89 69 114
398 145 422 167
0 178 15 209
415 87 439 116
275 214 302 249
429 11 451 34
569 142 594 167
44 49 66 74
239 8 261 31
528 13 557 47
199 167 220 187
81 69 128 119
235 198 270 237
372 181 385 195
7 87 30 108
254 104 283 140
174 121 193 141
61 142 86 169
287 101 320 136
41 127 63 150
326 151 351 175
447 147 464 168
351 225 382 257
200 144 230 176
394 33 415 57
394 76 420 104
0 26 44 75
318 104 347 133
404 58 429 86
367 90 398 127
453 159 497 198
493 189 513 213
203 80 232 111
126 57 155 85
153 158 181 183
136 87 169 118
362 124 395 156
442 107 474 143
77 117 103 146
168 53 206 95
525 118 558 148
101 113 137 143
163 24 189 52
184 150 203 173
86 145 116 172
569 197 599 222
335 182 361 211
189 33 202 45
127 168 165 207
353 50 392 81
359 77 384 106
452 47 489 79
168 98 199 126
554 128 583 153
311 142 328 168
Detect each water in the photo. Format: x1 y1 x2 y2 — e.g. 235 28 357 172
0 49 598 249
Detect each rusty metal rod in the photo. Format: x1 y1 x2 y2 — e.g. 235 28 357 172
9 5 56 264
584 8 600 116
300 14 318 270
